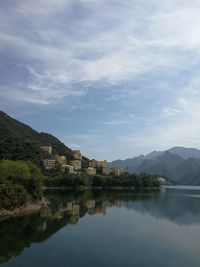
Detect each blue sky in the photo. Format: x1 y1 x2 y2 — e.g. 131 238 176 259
1 0 200 160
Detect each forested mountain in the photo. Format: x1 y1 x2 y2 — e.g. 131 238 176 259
0 111 73 165
110 148 200 185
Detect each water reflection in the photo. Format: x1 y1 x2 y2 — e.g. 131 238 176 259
1 187 200 265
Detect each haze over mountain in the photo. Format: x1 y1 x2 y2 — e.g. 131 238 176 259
110 148 200 185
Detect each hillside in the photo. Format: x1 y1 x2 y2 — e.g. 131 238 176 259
110 148 200 185
0 111 74 165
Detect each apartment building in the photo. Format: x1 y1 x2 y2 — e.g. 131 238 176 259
70 159 82 170
40 146 52 155
43 159 56 170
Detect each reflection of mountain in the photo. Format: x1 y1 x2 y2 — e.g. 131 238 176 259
0 210 72 264
0 191 123 264
1 189 200 264
124 188 200 225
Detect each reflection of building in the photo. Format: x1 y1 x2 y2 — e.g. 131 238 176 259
40 208 52 218
68 204 80 224
66 203 73 211
43 159 56 169
86 167 96 175
72 204 80 216
85 200 95 209
70 160 82 170
114 200 122 207
40 146 52 155
36 221 47 232
95 206 106 215
111 167 123 176
73 150 82 160
55 155 66 165
52 210 64 220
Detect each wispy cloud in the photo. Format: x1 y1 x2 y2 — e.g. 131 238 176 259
1 0 200 105
2 0 200 159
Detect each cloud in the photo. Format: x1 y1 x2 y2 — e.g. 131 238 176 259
113 74 200 158
1 0 200 105
2 0 200 159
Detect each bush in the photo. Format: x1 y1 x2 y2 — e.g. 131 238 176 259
0 185 29 210
44 173 161 188
0 160 43 204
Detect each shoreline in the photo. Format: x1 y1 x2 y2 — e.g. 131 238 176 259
0 202 42 221
0 186 161 220
42 186 161 191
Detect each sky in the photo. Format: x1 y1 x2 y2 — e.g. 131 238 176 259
1 0 200 161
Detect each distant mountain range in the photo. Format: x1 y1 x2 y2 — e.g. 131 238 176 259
1 111 200 185
0 111 88 166
110 147 200 185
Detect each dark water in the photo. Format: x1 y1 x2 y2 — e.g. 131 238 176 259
1 186 200 267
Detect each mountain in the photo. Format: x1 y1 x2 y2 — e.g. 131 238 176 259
110 148 200 185
145 151 164 159
136 151 183 181
110 155 145 173
140 146 200 161
168 146 200 159
0 111 74 165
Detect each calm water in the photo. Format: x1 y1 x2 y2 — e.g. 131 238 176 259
1 187 200 266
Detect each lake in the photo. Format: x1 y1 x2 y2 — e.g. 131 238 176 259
1 186 200 267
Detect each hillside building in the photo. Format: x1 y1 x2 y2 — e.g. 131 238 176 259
43 159 56 170
61 165 76 174
97 160 108 168
89 160 108 168
55 155 66 165
40 146 52 155
86 167 96 175
73 150 82 160
70 159 82 170
102 167 111 175
89 160 97 168
111 167 123 176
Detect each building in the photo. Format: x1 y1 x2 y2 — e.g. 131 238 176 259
158 177 167 185
70 159 82 171
73 150 82 160
43 159 56 170
89 160 108 168
40 146 52 155
97 160 108 168
89 159 97 168
61 165 76 174
55 155 66 165
86 167 96 175
111 167 123 176
102 167 111 175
